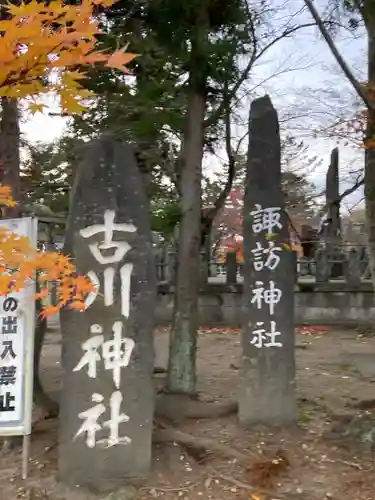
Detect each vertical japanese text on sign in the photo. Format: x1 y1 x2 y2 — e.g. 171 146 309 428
80 209 137 318
250 204 282 235
73 210 138 449
0 297 18 413
0 218 37 436
249 204 284 348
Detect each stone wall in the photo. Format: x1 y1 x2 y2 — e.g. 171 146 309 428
156 283 375 326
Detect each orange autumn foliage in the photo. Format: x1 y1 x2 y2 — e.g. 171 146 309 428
322 111 366 148
0 186 17 207
216 223 303 264
0 189 95 316
0 0 136 114
0 0 136 313
0 0 137 313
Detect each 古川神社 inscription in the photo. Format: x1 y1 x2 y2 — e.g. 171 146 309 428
59 138 156 491
73 211 136 449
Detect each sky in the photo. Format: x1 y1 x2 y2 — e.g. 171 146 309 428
20 0 367 213
255 0 367 212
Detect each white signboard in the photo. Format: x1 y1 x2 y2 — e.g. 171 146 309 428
0 217 37 436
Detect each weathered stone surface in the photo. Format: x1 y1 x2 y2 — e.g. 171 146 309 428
345 248 361 287
298 256 311 276
360 246 370 278
315 248 330 283
59 136 156 492
209 261 218 277
166 249 176 283
329 247 345 279
239 95 297 426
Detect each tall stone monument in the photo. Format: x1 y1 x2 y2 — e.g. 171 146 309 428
239 95 297 426
59 137 156 492
324 148 343 278
325 148 341 242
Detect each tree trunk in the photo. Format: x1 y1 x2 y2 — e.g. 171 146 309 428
33 313 59 418
365 14 375 291
0 97 20 215
0 99 59 418
0 97 22 447
302 0 375 291
167 6 208 394
33 292 59 418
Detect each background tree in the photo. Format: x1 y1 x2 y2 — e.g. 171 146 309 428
0 0 135 418
32 0 320 394
303 0 375 289
0 0 135 213
212 165 319 260
21 140 72 215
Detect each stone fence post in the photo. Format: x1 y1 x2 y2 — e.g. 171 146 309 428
225 252 237 285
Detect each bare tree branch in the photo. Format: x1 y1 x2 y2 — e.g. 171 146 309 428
201 85 236 239
303 0 372 110
212 87 236 212
339 176 364 201
204 21 319 128
318 175 364 217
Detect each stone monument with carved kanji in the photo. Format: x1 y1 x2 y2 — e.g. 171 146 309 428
59 137 156 492
239 95 297 426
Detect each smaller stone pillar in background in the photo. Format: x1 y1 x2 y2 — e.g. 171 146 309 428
315 248 330 283
225 252 238 285
345 248 361 287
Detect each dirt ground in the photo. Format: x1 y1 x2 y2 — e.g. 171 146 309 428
2 325 375 500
